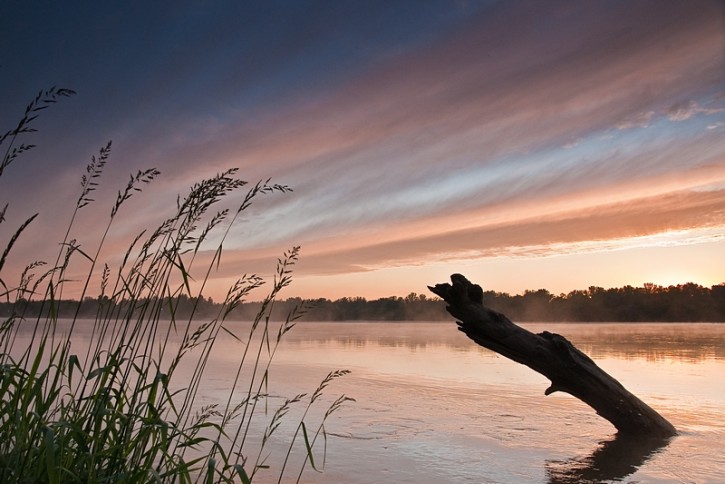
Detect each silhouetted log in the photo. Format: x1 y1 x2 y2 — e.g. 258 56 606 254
428 274 676 437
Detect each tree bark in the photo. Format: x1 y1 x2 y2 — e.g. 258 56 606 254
428 273 676 437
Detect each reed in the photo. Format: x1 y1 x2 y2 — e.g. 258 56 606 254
0 88 352 483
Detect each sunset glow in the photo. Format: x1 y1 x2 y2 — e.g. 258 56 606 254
1 0 723 301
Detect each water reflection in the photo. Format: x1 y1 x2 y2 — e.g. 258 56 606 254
15 319 725 362
565 324 725 362
283 322 725 362
546 433 672 483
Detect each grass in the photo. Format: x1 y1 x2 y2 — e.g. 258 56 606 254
0 88 353 483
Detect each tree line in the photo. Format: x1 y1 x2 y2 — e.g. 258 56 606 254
3 282 724 322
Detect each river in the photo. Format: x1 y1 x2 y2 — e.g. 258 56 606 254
10 320 725 482
194 321 725 483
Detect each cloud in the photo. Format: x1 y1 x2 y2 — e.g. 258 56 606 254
197 173 725 281
665 100 725 121
615 111 655 130
563 138 583 149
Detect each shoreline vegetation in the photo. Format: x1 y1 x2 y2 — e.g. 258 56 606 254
5 281 724 322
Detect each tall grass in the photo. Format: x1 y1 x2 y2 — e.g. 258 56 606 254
0 88 353 483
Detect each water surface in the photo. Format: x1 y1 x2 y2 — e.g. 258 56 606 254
206 322 725 483
12 320 725 482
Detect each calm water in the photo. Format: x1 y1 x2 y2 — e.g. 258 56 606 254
13 320 725 482
194 321 725 483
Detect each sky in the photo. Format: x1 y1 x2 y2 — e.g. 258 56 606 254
1 0 724 301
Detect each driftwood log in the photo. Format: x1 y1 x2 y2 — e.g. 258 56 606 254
429 274 676 437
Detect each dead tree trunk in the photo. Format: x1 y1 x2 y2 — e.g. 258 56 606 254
429 274 676 437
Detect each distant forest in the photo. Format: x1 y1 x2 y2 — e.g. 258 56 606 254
3 282 724 322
